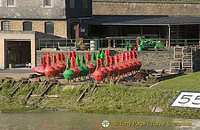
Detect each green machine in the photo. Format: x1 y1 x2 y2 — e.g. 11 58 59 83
137 37 165 51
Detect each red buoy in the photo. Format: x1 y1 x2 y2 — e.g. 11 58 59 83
52 55 61 77
93 59 105 82
100 59 108 80
106 56 114 78
57 53 65 73
122 53 128 76
86 53 95 77
134 51 142 71
115 55 122 77
44 55 56 77
71 56 80 81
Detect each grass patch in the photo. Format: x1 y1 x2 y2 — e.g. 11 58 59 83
1 72 200 118
155 71 200 90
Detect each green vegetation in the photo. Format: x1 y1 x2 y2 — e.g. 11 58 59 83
0 72 200 119
155 72 200 90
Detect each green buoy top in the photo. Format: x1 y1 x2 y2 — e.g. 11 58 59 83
67 58 71 69
97 51 101 60
100 50 105 60
76 55 80 66
92 52 96 61
81 55 86 66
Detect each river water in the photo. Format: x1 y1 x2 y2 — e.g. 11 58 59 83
0 111 199 130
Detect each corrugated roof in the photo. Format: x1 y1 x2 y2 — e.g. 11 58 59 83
83 15 200 25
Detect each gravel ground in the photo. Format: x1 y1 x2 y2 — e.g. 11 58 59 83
0 66 169 81
0 68 33 74
141 65 170 71
0 68 35 81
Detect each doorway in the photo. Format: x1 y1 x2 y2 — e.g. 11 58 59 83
6 40 31 68
71 23 79 39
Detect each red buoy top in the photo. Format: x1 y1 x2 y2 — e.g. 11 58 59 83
56 53 61 64
134 51 139 60
121 53 126 62
41 57 44 66
115 55 120 64
132 51 135 62
71 56 76 68
86 53 92 64
96 59 100 69
68 52 72 60
45 52 50 60
130 51 134 59
53 55 57 66
105 50 109 57
62 53 67 65
105 55 110 66
72 51 77 58
112 56 115 66
125 52 130 61
46 56 51 66
137 37 140 46
109 56 115 66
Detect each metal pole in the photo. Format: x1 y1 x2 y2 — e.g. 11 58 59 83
39 39 40 50
168 24 171 47
141 26 143 35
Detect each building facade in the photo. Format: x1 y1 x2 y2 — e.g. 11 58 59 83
89 0 200 40
0 0 92 69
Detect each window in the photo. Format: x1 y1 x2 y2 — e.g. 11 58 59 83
83 0 88 8
23 22 32 31
44 0 51 6
7 0 14 6
1 21 11 31
45 22 54 34
70 0 75 8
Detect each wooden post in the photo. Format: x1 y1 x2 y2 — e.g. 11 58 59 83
108 39 111 48
75 24 80 40
199 25 200 45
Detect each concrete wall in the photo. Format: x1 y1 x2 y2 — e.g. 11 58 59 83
0 20 67 38
0 0 66 19
93 0 200 16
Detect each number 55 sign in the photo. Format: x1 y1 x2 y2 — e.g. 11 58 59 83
170 91 200 109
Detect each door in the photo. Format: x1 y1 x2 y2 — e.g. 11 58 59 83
71 23 79 39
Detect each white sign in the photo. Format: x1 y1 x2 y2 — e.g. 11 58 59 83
170 91 200 109
80 28 85 33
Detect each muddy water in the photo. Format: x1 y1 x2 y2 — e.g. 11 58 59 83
0 111 199 130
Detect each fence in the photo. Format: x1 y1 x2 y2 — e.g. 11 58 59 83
38 38 200 51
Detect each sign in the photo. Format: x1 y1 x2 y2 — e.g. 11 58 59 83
170 91 200 109
102 120 110 128
80 28 86 33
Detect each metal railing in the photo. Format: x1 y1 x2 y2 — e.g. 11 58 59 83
38 38 200 51
39 39 99 51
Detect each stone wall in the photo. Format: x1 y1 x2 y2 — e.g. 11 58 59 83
138 50 173 70
93 0 200 16
36 50 173 70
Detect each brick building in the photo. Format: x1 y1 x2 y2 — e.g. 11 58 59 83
0 0 92 69
88 0 200 40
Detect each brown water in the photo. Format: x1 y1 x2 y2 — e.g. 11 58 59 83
0 111 199 130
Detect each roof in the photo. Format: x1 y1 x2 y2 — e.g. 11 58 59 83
83 15 200 25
